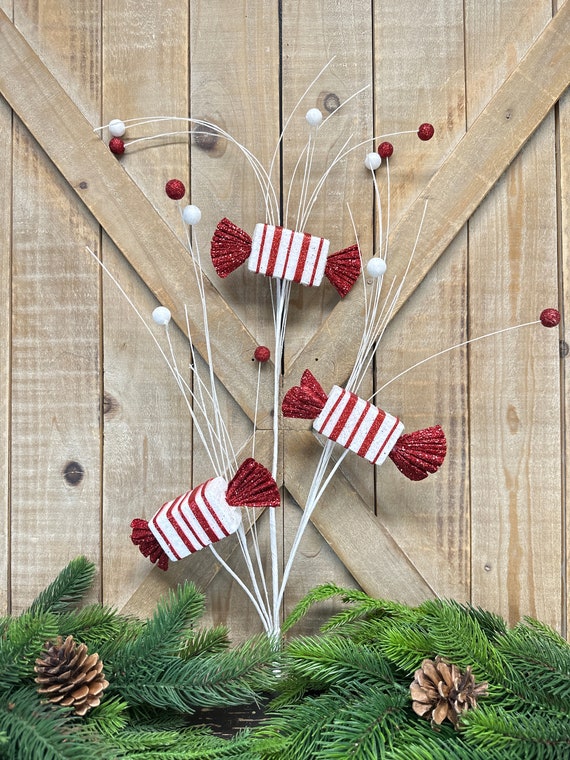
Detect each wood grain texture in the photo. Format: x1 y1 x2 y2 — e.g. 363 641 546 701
0 0 12 614
285 2 570 390
9 1 102 611
466 0 562 629
99 0 194 611
371 0 469 601
278 0 377 627
0 0 567 636
0 8 273 426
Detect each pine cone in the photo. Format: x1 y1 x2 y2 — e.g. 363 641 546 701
410 656 488 726
34 635 109 716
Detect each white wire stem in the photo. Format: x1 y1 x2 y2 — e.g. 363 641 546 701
235 524 273 630
182 226 228 474
208 543 272 633
276 441 350 611
372 320 542 401
251 361 262 460
295 127 318 230
268 278 292 631
106 118 279 224
300 129 418 231
85 247 228 474
266 57 337 202
300 133 353 230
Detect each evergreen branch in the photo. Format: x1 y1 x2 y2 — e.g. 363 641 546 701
283 584 410 634
462 704 570 758
282 584 350 632
254 692 349 760
116 582 205 665
416 599 506 682
319 685 409 758
113 636 276 712
106 726 258 759
56 606 138 654
284 635 399 692
0 686 106 760
26 557 96 616
1 612 59 680
372 620 435 672
496 620 570 709
83 696 129 737
179 625 230 658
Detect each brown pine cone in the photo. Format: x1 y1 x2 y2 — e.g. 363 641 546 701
410 655 488 726
34 635 109 716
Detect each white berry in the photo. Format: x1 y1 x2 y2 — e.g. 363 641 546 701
152 306 171 325
364 152 381 171
109 119 126 137
366 258 387 278
306 108 323 127
182 205 202 225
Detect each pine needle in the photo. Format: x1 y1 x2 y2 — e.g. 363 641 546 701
27 557 96 616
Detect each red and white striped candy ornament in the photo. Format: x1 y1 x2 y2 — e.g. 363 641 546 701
130 458 280 570
282 370 446 481
210 218 361 298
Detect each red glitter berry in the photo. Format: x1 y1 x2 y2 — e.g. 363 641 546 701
254 346 271 363
165 179 186 200
377 141 394 158
417 123 435 141
540 308 560 327
109 137 125 155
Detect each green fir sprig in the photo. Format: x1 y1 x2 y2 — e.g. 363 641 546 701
1 562 569 758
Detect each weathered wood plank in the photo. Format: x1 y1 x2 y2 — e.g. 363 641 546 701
279 0 375 623
467 0 562 630
0 8 273 426
186 0 281 640
561 86 570 637
100 0 193 608
9 1 102 611
0 0 12 615
284 3 570 390
372 0 470 601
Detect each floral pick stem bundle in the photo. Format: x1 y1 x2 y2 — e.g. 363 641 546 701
95 63 559 640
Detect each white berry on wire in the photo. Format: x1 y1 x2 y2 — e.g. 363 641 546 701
152 306 171 325
182 205 202 225
108 119 126 137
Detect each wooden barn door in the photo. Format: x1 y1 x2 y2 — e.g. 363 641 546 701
0 1 568 641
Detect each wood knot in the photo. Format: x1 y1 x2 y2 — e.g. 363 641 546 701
78 181 88 190
559 339 569 358
318 91 341 113
63 460 84 486
103 393 119 417
506 404 520 434
193 121 227 157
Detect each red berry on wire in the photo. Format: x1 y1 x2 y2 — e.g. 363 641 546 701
417 123 435 141
165 179 186 200
109 137 125 155
378 141 393 158
254 346 271 363
540 308 560 327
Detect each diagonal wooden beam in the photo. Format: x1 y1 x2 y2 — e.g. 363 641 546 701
284 2 570 391
0 9 272 424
